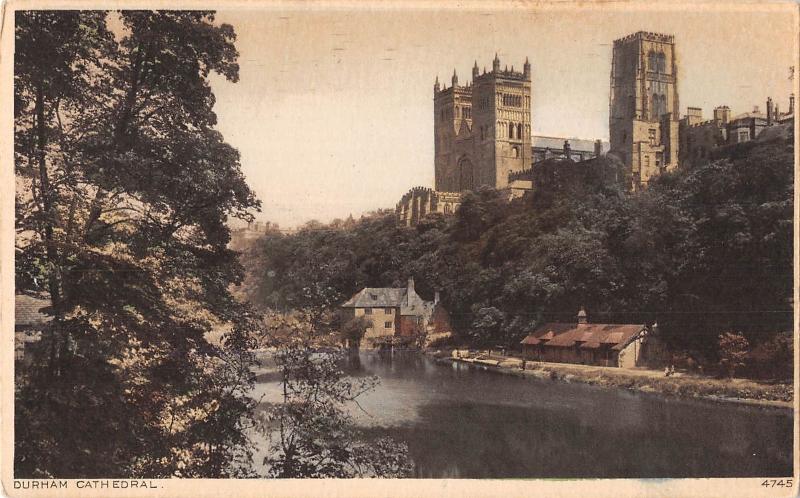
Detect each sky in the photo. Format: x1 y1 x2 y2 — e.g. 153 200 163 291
208 3 797 228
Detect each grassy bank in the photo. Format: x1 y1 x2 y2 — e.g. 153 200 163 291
431 353 792 409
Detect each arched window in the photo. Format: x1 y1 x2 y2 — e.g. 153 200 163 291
517 123 523 139
509 122 515 139
648 50 657 71
657 52 666 73
512 146 519 158
458 157 474 191
652 94 667 118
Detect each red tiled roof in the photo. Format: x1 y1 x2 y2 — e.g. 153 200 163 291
520 322 645 350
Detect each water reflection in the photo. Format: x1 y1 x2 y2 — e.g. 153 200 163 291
254 351 792 478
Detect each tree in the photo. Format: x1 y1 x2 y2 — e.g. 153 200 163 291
15 11 261 477
259 343 412 478
341 315 372 350
718 332 750 378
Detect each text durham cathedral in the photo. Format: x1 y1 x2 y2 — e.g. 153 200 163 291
396 31 794 226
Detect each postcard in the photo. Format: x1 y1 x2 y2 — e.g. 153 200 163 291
2 1 798 497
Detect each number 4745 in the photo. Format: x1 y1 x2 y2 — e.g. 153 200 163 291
762 479 793 488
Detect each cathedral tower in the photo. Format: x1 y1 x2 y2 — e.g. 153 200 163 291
433 70 474 192
609 32 680 189
434 55 531 192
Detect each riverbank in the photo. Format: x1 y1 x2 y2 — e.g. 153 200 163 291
429 352 793 409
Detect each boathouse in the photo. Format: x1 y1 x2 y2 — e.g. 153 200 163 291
520 308 656 368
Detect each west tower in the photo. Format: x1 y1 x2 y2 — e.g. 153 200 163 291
434 55 531 192
609 32 680 189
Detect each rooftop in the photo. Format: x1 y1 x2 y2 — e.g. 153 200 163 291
521 322 645 350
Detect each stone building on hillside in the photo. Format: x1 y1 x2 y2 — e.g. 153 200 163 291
679 95 795 167
520 308 663 368
397 54 606 226
434 55 533 192
396 187 462 227
341 278 452 347
609 31 681 190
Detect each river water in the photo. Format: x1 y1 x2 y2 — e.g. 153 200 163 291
252 351 793 478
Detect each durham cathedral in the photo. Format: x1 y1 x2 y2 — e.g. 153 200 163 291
396 31 794 226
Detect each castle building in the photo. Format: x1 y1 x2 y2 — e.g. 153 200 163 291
434 55 532 192
609 31 680 189
679 95 794 167
396 187 462 227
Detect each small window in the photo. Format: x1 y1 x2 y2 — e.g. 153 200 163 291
369 293 377 300
648 128 657 145
509 122 514 139
385 308 393 314
512 146 519 158
364 308 373 315
385 321 393 329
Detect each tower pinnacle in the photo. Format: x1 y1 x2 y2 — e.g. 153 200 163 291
493 53 500 72
472 60 479 80
434 75 440 93
452 69 458 87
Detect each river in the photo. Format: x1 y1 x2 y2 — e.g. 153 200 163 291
251 351 793 478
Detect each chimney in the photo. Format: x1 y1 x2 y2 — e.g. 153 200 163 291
563 140 571 160
434 291 440 305
753 105 760 114
594 139 602 157
577 307 588 325
406 277 416 306
767 97 773 125
713 106 730 124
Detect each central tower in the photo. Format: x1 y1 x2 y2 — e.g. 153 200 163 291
609 32 680 189
434 55 531 192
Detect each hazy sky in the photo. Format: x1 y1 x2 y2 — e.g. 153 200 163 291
208 3 797 228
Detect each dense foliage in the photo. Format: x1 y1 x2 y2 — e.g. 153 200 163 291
243 137 793 377
15 11 261 477
257 337 412 478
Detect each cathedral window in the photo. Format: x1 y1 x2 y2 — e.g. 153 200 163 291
647 50 656 71
657 52 666 73
509 122 515 139
517 123 523 139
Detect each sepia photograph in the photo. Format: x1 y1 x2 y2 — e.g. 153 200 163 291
2 1 797 496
